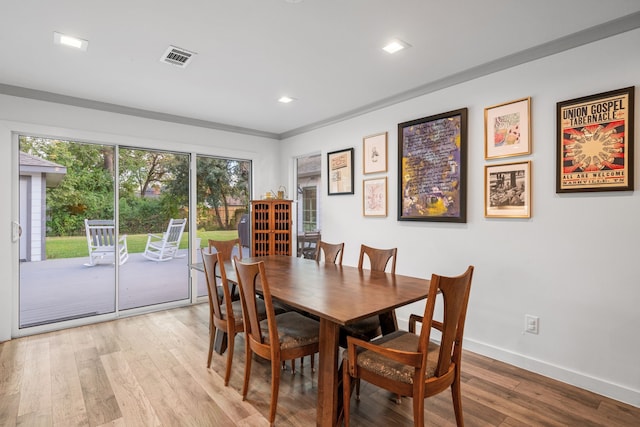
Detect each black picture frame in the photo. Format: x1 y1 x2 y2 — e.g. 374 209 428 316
327 148 354 195
398 108 468 222
556 86 634 193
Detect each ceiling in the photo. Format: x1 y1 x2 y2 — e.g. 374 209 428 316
2 1 640 140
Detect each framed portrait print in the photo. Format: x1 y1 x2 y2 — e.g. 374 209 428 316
485 97 531 159
363 177 387 217
363 132 388 174
556 86 634 193
485 161 531 218
327 148 354 195
398 108 468 222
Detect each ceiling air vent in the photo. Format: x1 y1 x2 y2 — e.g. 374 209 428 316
160 46 197 68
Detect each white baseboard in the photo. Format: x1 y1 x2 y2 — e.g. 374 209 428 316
396 318 639 408
463 338 640 408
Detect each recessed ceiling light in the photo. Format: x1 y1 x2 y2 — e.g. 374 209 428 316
285 0 303 3
278 96 296 104
382 39 410 54
53 31 88 51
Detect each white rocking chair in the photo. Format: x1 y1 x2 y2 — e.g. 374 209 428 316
142 218 187 262
84 219 128 266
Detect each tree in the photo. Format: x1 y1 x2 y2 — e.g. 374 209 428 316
166 156 249 230
119 149 172 197
19 136 115 235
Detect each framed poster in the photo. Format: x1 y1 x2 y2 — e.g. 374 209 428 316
485 161 531 218
363 132 388 174
485 97 531 159
398 108 468 222
557 86 634 193
363 177 387 217
327 148 354 195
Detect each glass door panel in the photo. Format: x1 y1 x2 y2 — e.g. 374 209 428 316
195 156 251 298
117 148 191 310
18 136 116 328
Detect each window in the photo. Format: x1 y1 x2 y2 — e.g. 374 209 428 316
302 186 317 232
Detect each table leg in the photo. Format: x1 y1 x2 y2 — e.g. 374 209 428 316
379 310 398 335
317 318 339 427
213 329 228 355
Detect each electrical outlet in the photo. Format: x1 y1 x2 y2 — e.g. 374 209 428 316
525 314 539 334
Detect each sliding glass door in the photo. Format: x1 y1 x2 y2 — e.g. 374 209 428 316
17 134 251 331
16 135 251 330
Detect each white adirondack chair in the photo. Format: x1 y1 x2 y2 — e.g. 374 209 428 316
84 219 128 266
142 218 187 261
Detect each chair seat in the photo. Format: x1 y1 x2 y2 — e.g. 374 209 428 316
260 311 320 350
216 284 239 301
221 298 268 322
353 330 440 384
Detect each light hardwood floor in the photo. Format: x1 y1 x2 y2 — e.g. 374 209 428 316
1 304 638 426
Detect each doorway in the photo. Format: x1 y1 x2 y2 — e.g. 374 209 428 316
295 154 321 259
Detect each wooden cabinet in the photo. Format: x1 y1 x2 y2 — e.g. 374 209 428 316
250 200 293 256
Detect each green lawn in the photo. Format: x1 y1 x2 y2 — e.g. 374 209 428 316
46 230 239 259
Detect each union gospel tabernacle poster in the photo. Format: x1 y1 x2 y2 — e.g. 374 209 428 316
557 87 634 193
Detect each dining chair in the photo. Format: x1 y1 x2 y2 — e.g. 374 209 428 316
234 257 320 426
208 238 242 300
342 266 475 427
315 240 344 265
201 249 268 386
339 244 398 346
301 230 321 259
291 240 345 373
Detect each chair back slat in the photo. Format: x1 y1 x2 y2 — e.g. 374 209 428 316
201 250 227 320
165 218 187 243
86 219 116 247
358 244 397 273
208 239 242 262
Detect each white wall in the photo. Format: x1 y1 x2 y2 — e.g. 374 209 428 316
0 94 281 342
280 29 640 406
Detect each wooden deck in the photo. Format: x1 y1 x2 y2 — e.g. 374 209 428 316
18 251 200 328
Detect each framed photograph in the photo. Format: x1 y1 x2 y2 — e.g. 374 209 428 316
485 161 531 218
556 86 634 193
485 97 531 159
363 132 388 174
398 108 468 222
327 148 354 195
363 177 387 217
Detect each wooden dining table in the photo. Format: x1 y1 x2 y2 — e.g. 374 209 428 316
218 255 431 427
